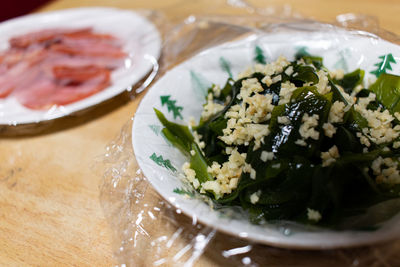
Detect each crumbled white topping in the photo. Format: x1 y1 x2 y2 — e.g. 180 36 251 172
260 151 274 162
354 98 400 145
212 84 221 97
201 93 224 120
272 75 282 84
250 190 262 204
356 132 371 147
307 208 322 222
371 156 400 185
299 113 320 140
262 75 273 87
295 139 307 146
315 69 331 95
329 69 344 80
284 66 294 76
202 148 247 196
321 145 340 167
193 130 205 149
322 122 337 138
239 55 290 79
278 81 297 105
328 101 346 123
182 162 199 189
393 141 400 149
250 168 257 179
394 112 400 121
220 76 275 150
277 116 290 125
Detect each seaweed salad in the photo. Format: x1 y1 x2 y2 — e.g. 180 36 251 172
155 53 400 228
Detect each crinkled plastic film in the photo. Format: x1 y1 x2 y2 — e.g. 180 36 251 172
0 8 166 136
99 5 400 267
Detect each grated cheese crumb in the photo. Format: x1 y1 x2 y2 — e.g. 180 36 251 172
328 101 346 123
315 70 331 95
284 66 294 76
329 69 344 80
250 168 257 180
321 145 340 167
277 116 290 125
203 148 247 196
299 113 320 140
307 208 322 222
260 151 274 162
393 141 400 149
322 122 337 138
295 139 307 146
250 190 262 204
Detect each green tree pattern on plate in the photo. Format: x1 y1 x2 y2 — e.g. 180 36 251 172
254 45 266 64
149 124 162 135
295 46 311 58
190 70 211 100
149 152 177 172
149 124 172 146
370 53 396 77
173 187 194 197
333 49 351 72
219 56 233 78
160 95 183 120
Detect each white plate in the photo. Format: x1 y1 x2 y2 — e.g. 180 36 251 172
0 7 161 125
132 27 400 249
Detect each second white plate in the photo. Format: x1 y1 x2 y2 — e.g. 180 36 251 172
0 7 161 125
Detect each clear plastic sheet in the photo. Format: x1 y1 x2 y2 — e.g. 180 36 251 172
0 8 166 136
99 4 400 267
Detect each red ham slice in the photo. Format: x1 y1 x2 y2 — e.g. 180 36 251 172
15 67 110 109
50 39 126 58
63 30 119 43
52 65 110 84
9 28 92 49
0 27 126 109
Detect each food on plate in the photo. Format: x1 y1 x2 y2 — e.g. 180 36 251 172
155 53 400 228
0 27 126 109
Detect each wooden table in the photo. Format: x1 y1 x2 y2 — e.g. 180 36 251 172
1 0 399 266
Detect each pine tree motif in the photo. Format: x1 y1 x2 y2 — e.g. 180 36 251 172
149 152 177 172
149 124 162 135
333 49 350 72
219 56 233 78
370 53 396 77
160 95 183 120
254 45 266 64
173 187 194 197
190 70 211 100
295 46 311 58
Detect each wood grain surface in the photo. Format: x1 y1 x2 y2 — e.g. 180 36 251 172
1 0 399 266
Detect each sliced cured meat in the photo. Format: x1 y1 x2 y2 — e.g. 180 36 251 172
0 27 126 109
52 65 110 85
53 55 124 70
63 30 118 42
9 28 92 49
50 40 126 58
15 67 110 109
0 61 38 98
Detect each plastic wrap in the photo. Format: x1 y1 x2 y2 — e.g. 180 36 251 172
99 4 400 267
0 7 166 136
